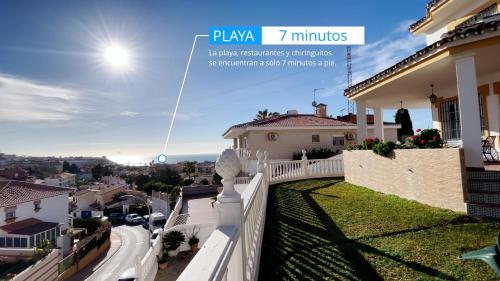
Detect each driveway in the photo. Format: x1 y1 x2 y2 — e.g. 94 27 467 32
85 224 149 281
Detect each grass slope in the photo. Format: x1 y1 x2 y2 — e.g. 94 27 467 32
258 178 500 281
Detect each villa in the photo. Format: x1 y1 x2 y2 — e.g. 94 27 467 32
224 103 400 161
340 0 500 217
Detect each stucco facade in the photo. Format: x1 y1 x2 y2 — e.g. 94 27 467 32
241 127 398 160
344 149 466 212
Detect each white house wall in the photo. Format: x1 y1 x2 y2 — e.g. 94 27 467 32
0 194 69 231
245 128 398 160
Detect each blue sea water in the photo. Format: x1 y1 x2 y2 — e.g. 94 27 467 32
107 154 219 165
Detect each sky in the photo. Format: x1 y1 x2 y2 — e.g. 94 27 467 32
0 0 432 159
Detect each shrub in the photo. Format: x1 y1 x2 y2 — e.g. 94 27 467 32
407 129 443 149
183 178 194 186
163 230 185 251
292 148 338 160
31 239 52 262
73 218 102 236
200 179 209 185
372 141 396 157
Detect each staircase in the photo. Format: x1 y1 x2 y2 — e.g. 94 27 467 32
466 170 500 219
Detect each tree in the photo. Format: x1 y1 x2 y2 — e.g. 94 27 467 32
395 108 414 141
68 163 79 174
200 178 209 185
133 174 150 190
182 161 196 180
150 165 182 186
91 164 113 180
212 172 222 185
254 109 279 121
63 161 70 172
143 181 175 196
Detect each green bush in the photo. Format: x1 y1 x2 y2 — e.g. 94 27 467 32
292 148 339 160
372 141 396 157
407 128 443 149
163 230 185 251
73 218 102 236
200 179 209 185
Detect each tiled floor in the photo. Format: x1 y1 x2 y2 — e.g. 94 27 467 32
179 183 248 225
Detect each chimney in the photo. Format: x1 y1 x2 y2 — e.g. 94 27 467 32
287 109 298 115
315 103 327 117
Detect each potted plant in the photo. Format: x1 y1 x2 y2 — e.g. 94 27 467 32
158 255 169 270
185 226 200 253
163 230 185 257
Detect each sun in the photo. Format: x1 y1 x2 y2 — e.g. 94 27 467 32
104 44 130 68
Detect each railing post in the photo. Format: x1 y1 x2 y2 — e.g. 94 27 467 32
263 151 269 185
215 149 246 281
301 149 308 177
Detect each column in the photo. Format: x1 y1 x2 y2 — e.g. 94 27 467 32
488 82 500 148
373 107 384 140
455 55 484 168
214 149 245 280
233 138 238 149
431 103 441 131
356 100 367 144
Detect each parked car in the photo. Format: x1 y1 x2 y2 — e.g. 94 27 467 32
125 213 143 224
118 267 135 281
142 215 150 229
93 215 109 222
149 212 167 231
109 213 126 223
150 228 162 246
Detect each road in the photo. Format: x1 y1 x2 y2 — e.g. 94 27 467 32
85 224 149 281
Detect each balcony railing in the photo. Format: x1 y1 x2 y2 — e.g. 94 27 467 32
176 149 344 281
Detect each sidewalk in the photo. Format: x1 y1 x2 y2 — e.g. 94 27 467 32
68 230 123 281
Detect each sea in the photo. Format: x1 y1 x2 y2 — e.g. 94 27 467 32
106 154 219 166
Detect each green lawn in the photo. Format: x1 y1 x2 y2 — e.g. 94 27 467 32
258 178 500 281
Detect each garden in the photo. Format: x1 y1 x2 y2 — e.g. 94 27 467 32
348 128 444 157
259 178 500 280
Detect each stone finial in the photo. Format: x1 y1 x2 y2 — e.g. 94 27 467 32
215 149 241 181
301 149 308 160
256 150 265 173
215 149 241 202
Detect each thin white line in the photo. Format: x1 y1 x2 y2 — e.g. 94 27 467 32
162 34 209 154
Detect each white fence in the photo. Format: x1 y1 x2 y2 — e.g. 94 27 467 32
172 150 344 281
268 157 344 184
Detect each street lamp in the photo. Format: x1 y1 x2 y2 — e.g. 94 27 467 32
119 194 151 245
429 84 437 104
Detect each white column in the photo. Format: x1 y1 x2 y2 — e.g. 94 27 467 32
356 100 367 144
488 83 500 148
431 104 441 130
455 55 484 168
233 138 238 149
373 107 384 140
214 149 245 281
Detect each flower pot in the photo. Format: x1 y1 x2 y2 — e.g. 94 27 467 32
190 243 198 253
168 248 179 257
158 261 169 270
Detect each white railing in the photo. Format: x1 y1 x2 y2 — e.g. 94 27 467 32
136 238 159 281
176 150 344 281
268 157 344 184
235 176 252 185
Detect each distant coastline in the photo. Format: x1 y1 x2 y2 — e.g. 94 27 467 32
107 154 219 166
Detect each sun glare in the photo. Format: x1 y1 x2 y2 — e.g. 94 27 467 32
104 44 130 68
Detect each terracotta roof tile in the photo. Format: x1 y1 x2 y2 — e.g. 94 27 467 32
0 218 59 235
0 180 70 208
345 18 500 97
224 114 356 136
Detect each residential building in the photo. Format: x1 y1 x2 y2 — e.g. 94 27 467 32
72 182 126 217
343 0 500 217
40 172 76 188
224 105 400 160
0 168 28 181
345 0 500 169
0 181 70 256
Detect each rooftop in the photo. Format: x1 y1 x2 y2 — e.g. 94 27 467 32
0 218 59 235
0 180 70 208
344 17 500 97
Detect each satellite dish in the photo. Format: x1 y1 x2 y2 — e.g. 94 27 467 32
312 101 317 107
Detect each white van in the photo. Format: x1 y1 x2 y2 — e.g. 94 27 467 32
149 212 167 231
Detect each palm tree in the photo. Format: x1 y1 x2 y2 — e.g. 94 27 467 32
254 109 269 121
182 161 196 180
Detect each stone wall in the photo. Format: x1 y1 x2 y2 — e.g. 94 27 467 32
343 148 466 212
